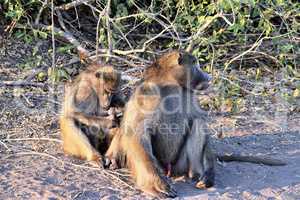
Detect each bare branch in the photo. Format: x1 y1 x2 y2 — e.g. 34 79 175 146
186 13 223 52
32 24 90 63
106 0 113 58
34 0 48 25
51 0 56 69
55 0 95 11
0 81 46 87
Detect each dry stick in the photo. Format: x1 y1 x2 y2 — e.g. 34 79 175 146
219 75 262 96
95 6 107 59
224 32 265 71
249 50 284 67
55 0 95 11
106 0 113 60
223 32 292 70
111 20 133 50
157 14 182 47
185 13 235 52
55 9 68 31
25 67 48 82
98 25 171 56
50 0 56 71
34 0 48 25
0 140 10 151
55 9 91 63
0 81 46 87
186 13 223 53
10 151 136 191
34 24 90 63
4 138 62 143
131 1 178 42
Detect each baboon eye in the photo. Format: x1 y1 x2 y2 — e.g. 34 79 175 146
95 72 102 78
178 54 184 65
105 88 116 96
104 89 110 95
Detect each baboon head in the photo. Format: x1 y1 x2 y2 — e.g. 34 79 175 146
94 65 121 109
145 51 211 90
177 52 212 90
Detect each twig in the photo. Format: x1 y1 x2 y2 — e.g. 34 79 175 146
27 23 91 63
51 0 56 69
55 0 95 11
186 13 223 52
224 32 292 70
0 81 46 87
20 94 35 107
35 0 48 25
224 32 265 71
249 51 284 67
104 25 171 55
112 13 145 21
95 5 106 59
89 53 142 68
4 138 62 143
55 8 91 62
55 9 67 31
111 20 133 50
106 0 113 59
219 75 262 96
25 66 47 82
0 140 10 151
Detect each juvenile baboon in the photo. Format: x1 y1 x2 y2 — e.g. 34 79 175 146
105 51 286 197
60 63 125 166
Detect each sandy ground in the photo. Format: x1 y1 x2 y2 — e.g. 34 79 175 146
1 124 300 199
1 36 300 199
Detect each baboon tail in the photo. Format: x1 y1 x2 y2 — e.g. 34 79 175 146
217 154 286 166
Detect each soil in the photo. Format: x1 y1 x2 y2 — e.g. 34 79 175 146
0 36 299 200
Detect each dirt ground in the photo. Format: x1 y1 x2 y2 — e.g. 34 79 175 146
0 36 300 200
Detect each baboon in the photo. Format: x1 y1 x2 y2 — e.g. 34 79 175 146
60 63 125 166
105 51 286 198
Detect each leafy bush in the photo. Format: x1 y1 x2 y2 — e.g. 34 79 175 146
1 0 299 112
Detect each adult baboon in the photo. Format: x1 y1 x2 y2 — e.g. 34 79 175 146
105 51 285 197
105 51 212 197
60 63 125 166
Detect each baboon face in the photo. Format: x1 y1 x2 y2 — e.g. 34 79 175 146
177 52 212 90
95 66 121 110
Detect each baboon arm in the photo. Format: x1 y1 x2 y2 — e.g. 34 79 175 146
59 116 101 162
105 131 121 159
217 154 286 166
73 112 115 128
76 81 93 101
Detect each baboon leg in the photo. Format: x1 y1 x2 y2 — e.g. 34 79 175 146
104 131 122 169
195 143 215 189
187 120 215 188
172 147 189 177
125 134 177 198
60 117 102 166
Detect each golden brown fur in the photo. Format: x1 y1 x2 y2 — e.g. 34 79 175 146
105 51 212 197
60 63 125 166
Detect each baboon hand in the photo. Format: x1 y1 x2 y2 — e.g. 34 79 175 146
103 156 119 170
153 175 177 198
106 113 118 128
